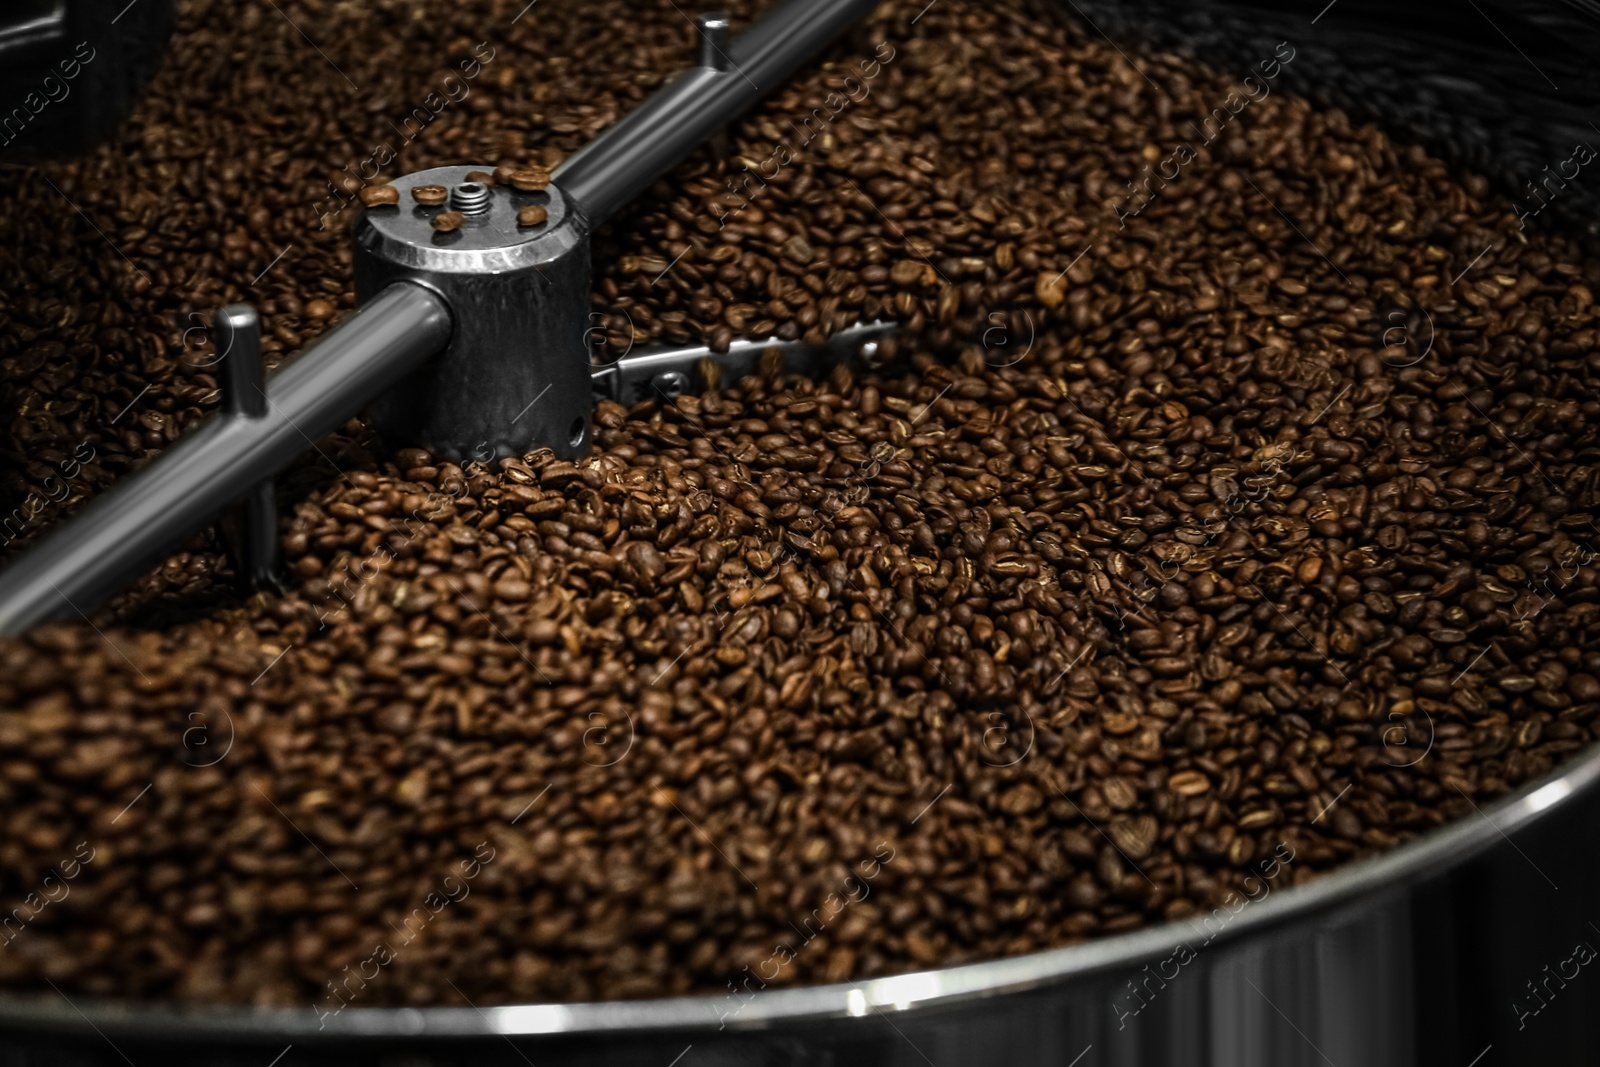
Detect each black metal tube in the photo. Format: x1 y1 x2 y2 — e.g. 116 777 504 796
552 0 881 224
0 282 452 636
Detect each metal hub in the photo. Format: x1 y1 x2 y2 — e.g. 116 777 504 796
359 167 573 253
0 0 882 633
353 165 592 462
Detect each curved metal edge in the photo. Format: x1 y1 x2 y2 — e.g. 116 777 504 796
353 166 583 272
3 740 1596 1041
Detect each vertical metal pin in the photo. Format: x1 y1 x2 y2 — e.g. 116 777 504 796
217 305 266 418
697 12 731 71
215 305 282 591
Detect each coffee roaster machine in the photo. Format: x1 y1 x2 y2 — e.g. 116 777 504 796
1 0 1599 1064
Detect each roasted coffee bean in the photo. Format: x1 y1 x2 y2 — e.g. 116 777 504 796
0 0 1597 1018
431 210 465 233
411 184 449 206
358 184 399 207
507 168 550 192
517 204 548 228
465 170 497 186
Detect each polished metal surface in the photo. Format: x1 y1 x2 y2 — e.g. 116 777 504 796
355 165 592 462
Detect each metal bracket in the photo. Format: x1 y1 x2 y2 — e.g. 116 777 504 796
590 320 899 406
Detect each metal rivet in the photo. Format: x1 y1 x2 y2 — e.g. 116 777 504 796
652 370 692 397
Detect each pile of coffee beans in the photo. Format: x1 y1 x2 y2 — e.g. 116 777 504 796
1 0 1599 1010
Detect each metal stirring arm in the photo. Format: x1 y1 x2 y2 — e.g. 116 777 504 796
0 287 452 633
555 0 876 223
593 321 900 407
0 0 882 636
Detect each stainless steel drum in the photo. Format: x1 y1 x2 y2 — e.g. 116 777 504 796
3 1 1599 1064
2 755 1596 1065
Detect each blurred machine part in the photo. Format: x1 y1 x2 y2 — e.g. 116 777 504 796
0 0 175 162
